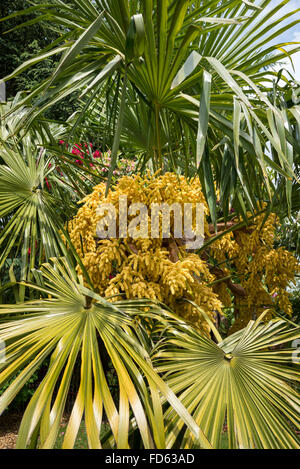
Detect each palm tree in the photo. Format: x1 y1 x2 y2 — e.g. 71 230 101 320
0 0 299 450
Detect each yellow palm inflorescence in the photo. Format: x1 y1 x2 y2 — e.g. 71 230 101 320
67 173 299 335
211 211 299 332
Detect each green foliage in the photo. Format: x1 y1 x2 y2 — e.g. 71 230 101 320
275 214 300 258
291 285 300 323
0 0 78 120
0 371 39 410
0 359 49 411
0 0 299 450
0 1 56 98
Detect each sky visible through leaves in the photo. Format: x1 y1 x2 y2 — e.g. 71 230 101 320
264 0 300 79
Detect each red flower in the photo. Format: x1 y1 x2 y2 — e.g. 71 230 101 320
93 150 101 158
45 177 51 190
72 147 84 158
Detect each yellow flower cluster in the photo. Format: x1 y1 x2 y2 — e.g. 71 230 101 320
67 173 299 334
68 172 221 334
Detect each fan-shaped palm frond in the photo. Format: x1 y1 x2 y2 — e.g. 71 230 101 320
0 133 86 300
154 313 300 449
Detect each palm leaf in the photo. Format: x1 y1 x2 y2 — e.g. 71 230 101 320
0 258 211 449
154 314 300 449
